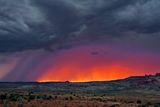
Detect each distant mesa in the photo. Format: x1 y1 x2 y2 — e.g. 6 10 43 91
155 73 160 77
64 81 70 83
127 73 160 87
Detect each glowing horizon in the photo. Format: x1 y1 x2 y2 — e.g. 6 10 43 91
37 44 160 82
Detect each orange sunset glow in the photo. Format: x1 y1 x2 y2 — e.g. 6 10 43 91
37 45 159 82
38 66 145 82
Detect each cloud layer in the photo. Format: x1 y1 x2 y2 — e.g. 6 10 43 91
0 0 160 52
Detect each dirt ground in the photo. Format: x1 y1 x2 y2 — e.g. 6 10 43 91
0 94 160 107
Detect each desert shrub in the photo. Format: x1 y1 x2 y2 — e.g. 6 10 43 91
28 95 35 100
3 100 10 107
69 96 73 100
123 100 134 104
54 96 58 99
137 100 142 104
101 94 106 97
64 97 69 100
46 95 52 100
18 98 25 107
138 101 152 107
113 99 117 102
28 91 34 95
9 94 19 101
56 93 60 95
0 94 7 100
145 101 151 106
18 102 24 107
154 103 160 107
0 100 2 104
110 105 116 107
110 104 119 107
23 96 29 100
36 95 41 99
128 101 134 103
64 105 68 107
42 95 47 100
138 105 146 107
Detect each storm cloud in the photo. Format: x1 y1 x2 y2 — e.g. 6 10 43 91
0 0 160 52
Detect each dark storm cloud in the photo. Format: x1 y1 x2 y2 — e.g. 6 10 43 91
0 0 160 52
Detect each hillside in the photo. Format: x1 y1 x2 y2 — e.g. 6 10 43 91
0 74 160 107
0 74 159 94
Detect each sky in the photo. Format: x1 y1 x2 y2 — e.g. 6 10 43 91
0 0 160 82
